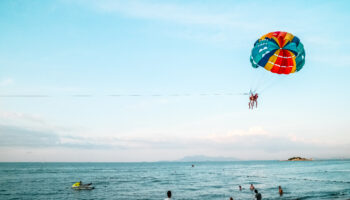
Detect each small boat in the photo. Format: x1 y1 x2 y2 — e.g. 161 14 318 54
72 185 95 190
72 182 95 190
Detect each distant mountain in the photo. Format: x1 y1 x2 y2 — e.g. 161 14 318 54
177 155 239 162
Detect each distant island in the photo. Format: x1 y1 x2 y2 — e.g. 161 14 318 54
285 157 312 161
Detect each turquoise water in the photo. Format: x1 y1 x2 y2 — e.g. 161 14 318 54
0 161 350 199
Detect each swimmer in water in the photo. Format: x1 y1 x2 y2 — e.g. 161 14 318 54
164 190 172 200
255 189 262 200
250 184 255 190
278 186 283 196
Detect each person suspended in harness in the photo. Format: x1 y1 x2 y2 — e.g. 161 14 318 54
249 92 259 109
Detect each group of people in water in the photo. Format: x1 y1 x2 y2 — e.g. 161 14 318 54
74 181 283 199
230 184 283 200
165 184 283 200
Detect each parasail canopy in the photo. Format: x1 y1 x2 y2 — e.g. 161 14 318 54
250 31 305 74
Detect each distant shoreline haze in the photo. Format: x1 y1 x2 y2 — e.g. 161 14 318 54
2 156 349 163
176 155 240 162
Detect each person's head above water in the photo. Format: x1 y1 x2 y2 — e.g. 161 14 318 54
255 189 258 193
167 191 172 198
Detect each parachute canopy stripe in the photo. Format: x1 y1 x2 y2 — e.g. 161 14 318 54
250 31 305 74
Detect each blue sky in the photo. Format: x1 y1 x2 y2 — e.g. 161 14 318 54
1 0 350 161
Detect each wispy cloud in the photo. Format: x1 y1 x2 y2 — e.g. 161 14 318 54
84 1 250 28
0 78 14 87
0 111 46 125
0 125 60 147
303 34 350 68
71 0 279 45
75 0 350 66
1 117 349 160
0 124 122 149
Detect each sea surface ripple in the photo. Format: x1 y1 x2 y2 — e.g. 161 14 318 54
0 160 350 199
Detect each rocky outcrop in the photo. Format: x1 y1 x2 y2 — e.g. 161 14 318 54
286 157 312 161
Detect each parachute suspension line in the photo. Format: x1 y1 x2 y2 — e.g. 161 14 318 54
255 69 270 91
259 74 282 94
254 69 266 92
249 68 258 93
259 73 294 94
257 73 279 94
250 67 294 95
249 67 263 93
250 67 271 93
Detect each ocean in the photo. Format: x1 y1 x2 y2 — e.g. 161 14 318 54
0 160 349 199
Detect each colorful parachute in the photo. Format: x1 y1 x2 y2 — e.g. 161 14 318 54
250 31 305 74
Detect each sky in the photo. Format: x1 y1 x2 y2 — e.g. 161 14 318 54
1 0 350 162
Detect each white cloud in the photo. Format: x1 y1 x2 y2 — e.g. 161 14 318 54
87 1 248 28
71 0 280 45
0 78 14 87
309 54 350 68
204 126 270 143
0 111 62 134
1 120 350 161
73 0 350 66
303 34 350 68
0 111 46 125
1 109 350 161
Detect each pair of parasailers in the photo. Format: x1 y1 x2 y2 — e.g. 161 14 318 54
248 92 259 109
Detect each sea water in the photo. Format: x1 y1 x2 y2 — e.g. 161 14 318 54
0 160 349 200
